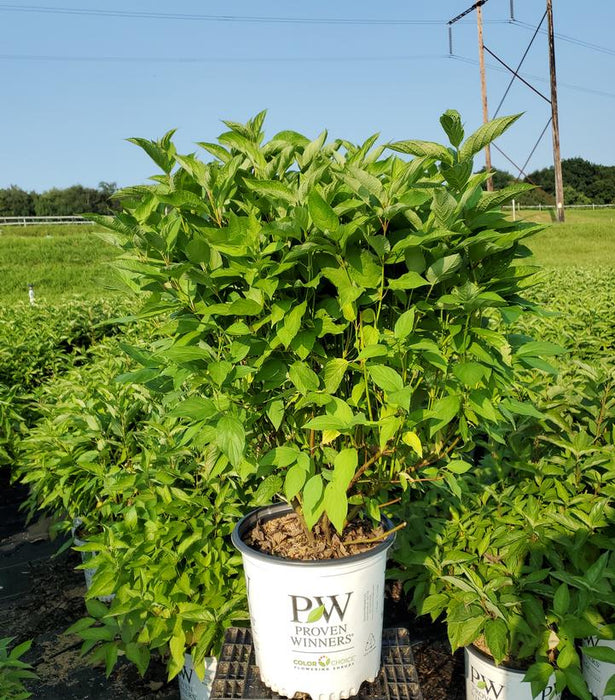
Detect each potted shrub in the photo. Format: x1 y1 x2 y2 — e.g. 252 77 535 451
394 466 611 699
536 361 615 699
14 331 158 594
66 411 253 700
393 355 615 700
90 107 556 696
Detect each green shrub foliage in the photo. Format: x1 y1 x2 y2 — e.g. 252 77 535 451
0 638 36 699
95 109 552 534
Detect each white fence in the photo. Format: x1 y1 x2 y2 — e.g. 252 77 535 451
504 203 615 210
0 215 91 226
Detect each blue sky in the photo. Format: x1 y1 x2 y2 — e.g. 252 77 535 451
1 0 613 192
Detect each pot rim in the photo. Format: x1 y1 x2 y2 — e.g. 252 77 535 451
466 643 531 675
231 502 396 567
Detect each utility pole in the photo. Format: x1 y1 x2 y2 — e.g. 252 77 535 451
546 0 565 221
448 1 493 189
477 2 493 190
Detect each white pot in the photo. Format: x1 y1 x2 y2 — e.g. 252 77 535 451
232 504 395 700
465 645 560 700
71 520 114 604
582 637 615 698
178 653 217 700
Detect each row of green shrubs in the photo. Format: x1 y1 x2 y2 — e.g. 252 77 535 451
6 110 615 700
0 299 135 469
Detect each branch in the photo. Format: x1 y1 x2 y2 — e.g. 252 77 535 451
348 521 406 546
347 448 392 491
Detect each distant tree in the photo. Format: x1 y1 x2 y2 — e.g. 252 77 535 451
34 184 116 216
526 158 615 204
0 185 35 216
98 181 120 212
563 185 591 205
476 167 516 190
476 167 554 205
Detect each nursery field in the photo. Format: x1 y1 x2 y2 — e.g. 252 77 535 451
1 191 614 700
0 224 120 303
2 207 614 305
522 207 615 267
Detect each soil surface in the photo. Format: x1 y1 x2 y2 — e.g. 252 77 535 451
0 482 467 699
245 512 388 560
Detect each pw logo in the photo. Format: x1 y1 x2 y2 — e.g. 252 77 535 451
290 593 353 623
470 667 504 698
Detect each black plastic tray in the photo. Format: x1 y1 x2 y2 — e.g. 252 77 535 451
211 627 423 699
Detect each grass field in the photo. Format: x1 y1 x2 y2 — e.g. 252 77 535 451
1 208 613 304
520 207 615 267
0 224 121 303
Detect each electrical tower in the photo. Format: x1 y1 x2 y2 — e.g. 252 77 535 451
449 0 566 220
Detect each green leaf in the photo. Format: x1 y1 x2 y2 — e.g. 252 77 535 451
302 475 324 530
459 114 522 162
169 397 218 420
484 619 508 664
277 301 307 348
431 189 458 228
289 361 320 394
308 189 339 232
324 482 348 534
440 109 464 148
125 643 150 677
367 365 404 393
244 178 296 204
388 271 429 291
86 568 116 599
561 665 592 700
307 605 325 623
261 446 300 467
448 616 484 651
104 643 119 678
387 139 454 165
452 362 486 387
402 431 422 457
499 398 543 419
324 358 349 394
215 416 245 467
394 309 415 339
168 628 186 681
583 644 615 665
553 583 570 616
429 395 461 435
254 475 283 505
604 673 615 696
128 131 176 173
446 460 472 474
332 448 358 489
515 341 565 358
266 400 285 430
285 464 308 501
419 594 448 616
426 254 462 284
523 662 556 686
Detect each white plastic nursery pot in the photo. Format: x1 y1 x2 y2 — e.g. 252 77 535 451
178 653 218 700
582 637 615 699
465 645 561 700
231 503 396 700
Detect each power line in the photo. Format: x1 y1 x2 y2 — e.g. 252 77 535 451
0 50 612 100
511 19 615 58
483 45 551 104
449 55 615 99
0 4 509 26
492 11 547 118
0 53 447 65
